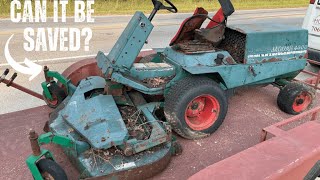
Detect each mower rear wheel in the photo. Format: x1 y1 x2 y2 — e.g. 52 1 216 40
277 82 315 115
37 159 68 180
43 83 67 109
164 76 228 139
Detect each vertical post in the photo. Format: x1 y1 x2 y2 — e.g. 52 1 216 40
29 130 41 156
44 66 51 83
311 112 318 121
260 130 267 142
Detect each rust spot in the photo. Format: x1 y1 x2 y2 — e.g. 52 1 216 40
226 57 236 65
173 41 216 54
29 130 41 156
170 7 209 46
143 76 173 88
268 58 281 62
110 141 115 147
259 58 281 64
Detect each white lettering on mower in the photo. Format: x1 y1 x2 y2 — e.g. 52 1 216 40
114 162 136 170
248 50 307 59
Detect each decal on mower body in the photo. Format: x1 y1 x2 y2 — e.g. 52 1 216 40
248 50 307 59
247 45 307 61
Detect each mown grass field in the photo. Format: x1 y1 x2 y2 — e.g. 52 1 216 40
0 0 309 18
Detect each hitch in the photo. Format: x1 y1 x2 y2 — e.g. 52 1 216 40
0 69 43 100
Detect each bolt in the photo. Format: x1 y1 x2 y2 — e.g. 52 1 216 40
124 146 134 156
29 129 41 156
296 99 304 105
191 103 199 110
140 22 146 27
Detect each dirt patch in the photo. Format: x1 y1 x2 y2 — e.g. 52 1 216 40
143 77 173 88
119 106 152 140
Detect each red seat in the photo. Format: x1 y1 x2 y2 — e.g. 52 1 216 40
170 7 226 46
169 7 208 46
206 8 225 28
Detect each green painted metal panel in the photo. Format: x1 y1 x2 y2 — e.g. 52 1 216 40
129 62 175 80
163 47 235 67
111 72 164 95
183 59 306 88
106 12 154 71
228 23 308 64
62 76 128 149
46 94 172 179
76 143 172 179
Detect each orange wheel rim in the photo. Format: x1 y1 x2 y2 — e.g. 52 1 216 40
184 95 220 131
292 92 312 113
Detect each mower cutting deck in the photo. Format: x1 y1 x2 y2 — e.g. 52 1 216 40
26 75 180 180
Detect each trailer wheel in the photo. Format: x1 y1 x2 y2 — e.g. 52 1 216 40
43 83 67 109
164 76 228 139
277 82 315 115
37 159 68 180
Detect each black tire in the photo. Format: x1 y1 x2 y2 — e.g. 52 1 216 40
37 159 68 180
277 82 315 115
43 83 67 109
164 76 228 139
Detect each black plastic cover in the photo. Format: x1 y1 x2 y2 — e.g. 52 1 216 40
218 0 235 17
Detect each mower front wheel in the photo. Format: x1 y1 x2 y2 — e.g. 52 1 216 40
43 83 67 109
164 76 228 139
37 159 68 180
277 82 315 115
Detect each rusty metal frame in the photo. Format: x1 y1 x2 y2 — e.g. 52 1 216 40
0 69 44 100
260 106 320 142
294 59 320 90
261 59 320 141
261 60 320 143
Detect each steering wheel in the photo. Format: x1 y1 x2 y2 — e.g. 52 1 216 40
162 0 178 13
152 0 178 13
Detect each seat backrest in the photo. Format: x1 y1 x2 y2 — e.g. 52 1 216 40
169 8 208 46
206 8 225 28
207 0 234 28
